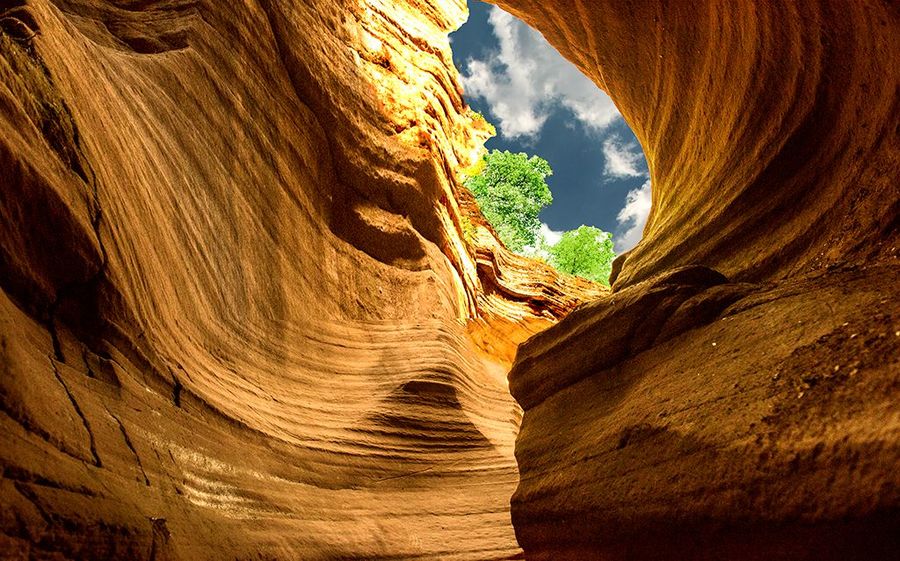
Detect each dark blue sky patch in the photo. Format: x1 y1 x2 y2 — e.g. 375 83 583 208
450 1 650 249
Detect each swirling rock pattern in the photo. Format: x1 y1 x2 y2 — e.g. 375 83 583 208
2 0 898 559
496 0 900 559
499 0 899 288
0 0 594 559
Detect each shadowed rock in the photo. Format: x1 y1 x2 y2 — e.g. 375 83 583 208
1 0 897 559
497 1 900 558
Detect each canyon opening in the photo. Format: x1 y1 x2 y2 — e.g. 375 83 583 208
0 1 897 561
450 1 651 287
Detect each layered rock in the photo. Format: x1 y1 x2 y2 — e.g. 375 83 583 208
509 263 900 560
0 0 594 559
496 0 900 558
2 0 898 559
499 0 898 287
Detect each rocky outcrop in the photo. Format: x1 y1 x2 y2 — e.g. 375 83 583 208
0 0 593 559
509 263 900 560
496 1 900 559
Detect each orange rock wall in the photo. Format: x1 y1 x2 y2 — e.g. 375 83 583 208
498 0 899 287
2 0 898 559
0 0 593 559
494 1 900 558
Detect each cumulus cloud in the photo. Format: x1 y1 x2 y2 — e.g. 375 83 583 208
615 180 652 252
538 222 563 245
460 7 621 139
602 136 647 179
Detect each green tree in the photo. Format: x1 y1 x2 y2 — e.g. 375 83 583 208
464 150 553 252
549 225 616 286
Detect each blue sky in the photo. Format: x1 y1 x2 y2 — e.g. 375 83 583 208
450 1 651 251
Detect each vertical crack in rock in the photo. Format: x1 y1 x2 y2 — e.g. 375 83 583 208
111 412 151 486
170 371 183 408
48 355 102 468
12 481 52 524
147 517 170 561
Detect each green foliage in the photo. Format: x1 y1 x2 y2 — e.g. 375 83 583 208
464 150 553 252
548 225 616 286
463 148 616 286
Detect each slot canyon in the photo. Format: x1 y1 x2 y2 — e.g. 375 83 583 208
0 0 897 559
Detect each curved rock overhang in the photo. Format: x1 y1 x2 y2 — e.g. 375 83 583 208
0 0 594 559
494 1 900 559
0 0 897 560
498 0 899 288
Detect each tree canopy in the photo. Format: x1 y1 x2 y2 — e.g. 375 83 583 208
548 225 616 286
464 148 616 286
464 150 553 252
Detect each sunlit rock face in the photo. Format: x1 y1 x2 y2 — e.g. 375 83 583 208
495 1 900 559
3 0 897 559
498 0 899 288
0 0 596 559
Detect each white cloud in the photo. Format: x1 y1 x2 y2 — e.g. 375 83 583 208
602 136 646 179
615 180 652 252
460 7 621 139
521 223 563 259
459 8 650 255
538 222 563 246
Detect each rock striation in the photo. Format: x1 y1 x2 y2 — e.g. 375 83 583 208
499 0 899 288
496 0 900 559
0 0 594 559
1 0 898 560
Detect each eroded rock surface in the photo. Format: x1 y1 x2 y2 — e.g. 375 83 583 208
509 264 900 560
496 1 900 559
2 0 898 559
0 0 594 559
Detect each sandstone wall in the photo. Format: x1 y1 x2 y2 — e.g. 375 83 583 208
495 1 900 558
2 0 898 559
499 0 899 288
0 0 594 559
